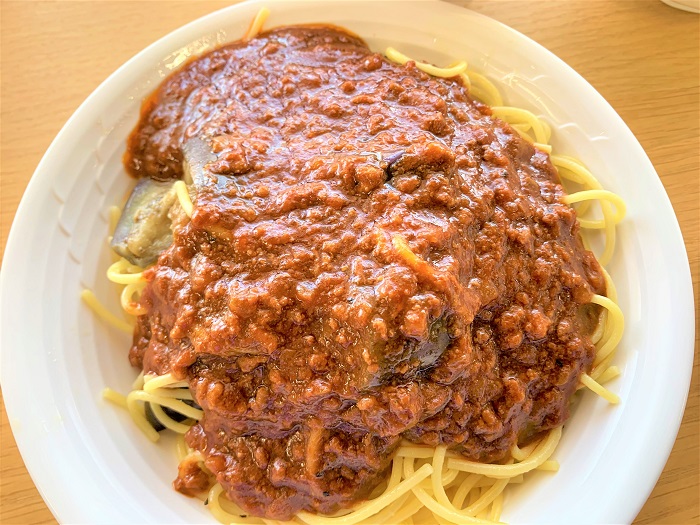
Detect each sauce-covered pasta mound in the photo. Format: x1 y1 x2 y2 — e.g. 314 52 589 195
125 26 604 520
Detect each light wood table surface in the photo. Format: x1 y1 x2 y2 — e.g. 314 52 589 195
1 1 698 524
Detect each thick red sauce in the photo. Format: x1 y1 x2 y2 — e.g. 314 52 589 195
126 26 605 520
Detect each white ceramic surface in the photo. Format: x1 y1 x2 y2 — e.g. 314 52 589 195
661 0 700 14
0 1 694 524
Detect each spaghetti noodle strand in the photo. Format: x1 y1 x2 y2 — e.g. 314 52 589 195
144 373 188 392
446 427 562 478
452 474 482 509
81 289 133 333
562 190 626 224
150 403 194 434
121 281 147 316
102 387 127 408
296 464 434 525
581 373 620 404
128 390 204 420
431 446 455 508
591 294 624 366
173 180 193 217
385 47 467 78
464 70 503 106
490 107 547 144
107 258 145 285
244 7 270 41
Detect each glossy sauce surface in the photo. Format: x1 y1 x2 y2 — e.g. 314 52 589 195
127 26 604 520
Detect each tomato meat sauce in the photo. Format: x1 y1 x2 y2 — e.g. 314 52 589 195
125 26 605 520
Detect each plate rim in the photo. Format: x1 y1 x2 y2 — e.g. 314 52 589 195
0 1 695 524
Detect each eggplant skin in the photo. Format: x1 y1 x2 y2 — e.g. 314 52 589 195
111 178 177 267
182 137 216 187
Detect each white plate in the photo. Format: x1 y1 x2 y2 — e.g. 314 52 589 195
0 1 694 524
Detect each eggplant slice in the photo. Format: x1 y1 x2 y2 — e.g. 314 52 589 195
111 178 178 267
182 137 216 187
111 138 216 267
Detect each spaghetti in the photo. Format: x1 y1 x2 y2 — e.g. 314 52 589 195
173 180 193 217
85 9 626 525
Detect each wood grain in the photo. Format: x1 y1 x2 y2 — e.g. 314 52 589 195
1 1 697 524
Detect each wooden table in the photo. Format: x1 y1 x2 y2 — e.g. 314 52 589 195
1 1 697 523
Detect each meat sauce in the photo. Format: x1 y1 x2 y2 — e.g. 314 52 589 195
126 26 605 520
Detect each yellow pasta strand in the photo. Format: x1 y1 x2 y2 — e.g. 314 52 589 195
431 446 454 507
461 477 509 517
107 258 145 285
388 455 405 489
551 155 601 188
509 123 531 134
244 7 270 41
371 496 423 525
173 180 194 217
597 365 621 385
385 47 468 78
601 266 618 302
440 467 460 488
452 474 482 510
552 156 620 265
490 107 547 144
562 190 626 224
596 268 619 358
81 289 133 333
536 460 560 472
589 355 614 384
143 372 188 392
102 387 128 408
150 403 193 434
124 392 160 443
149 388 194 401
540 119 552 143
598 210 617 269
296 464 433 525
591 294 625 366
551 155 600 220
402 458 503 524
458 72 472 90
580 373 620 404
488 493 503 523
120 281 147 316
510 441 537 462
208 484 266 524
464 70 503 106
409 486 499 524
132 371 145 390
590 309 608 346
127 390 203 420
446 427 561 478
